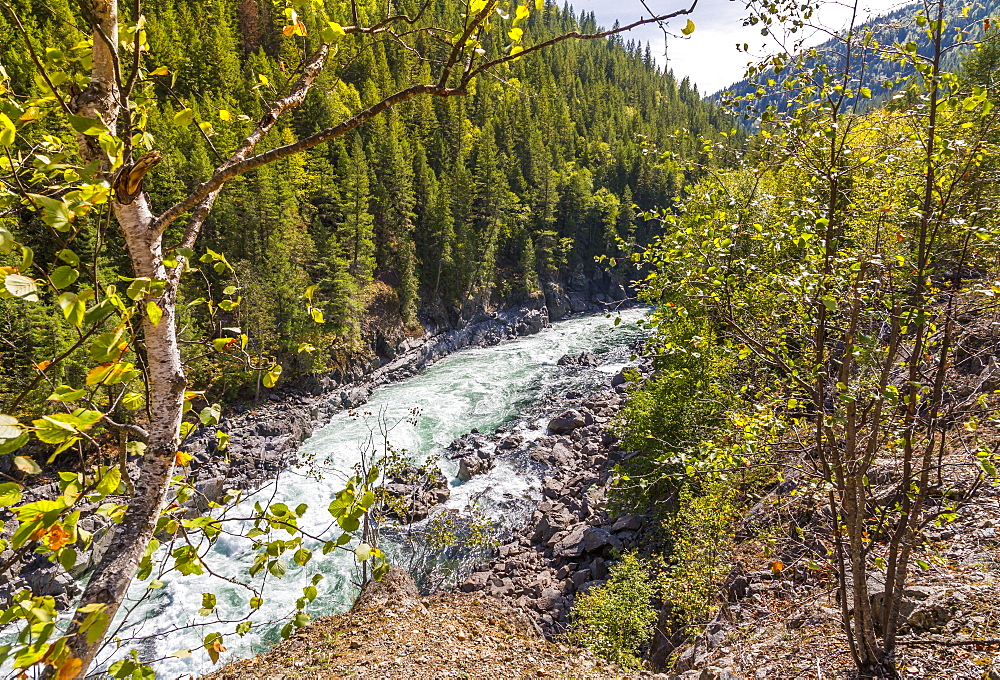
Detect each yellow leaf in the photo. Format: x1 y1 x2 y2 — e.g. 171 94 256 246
146 301 162 327
171 649 192 658
85 363 115 386
44 525 71 550
150 66 169 76
512 4 530 26
175 450 193 466
681 19 696 36
218 109 232 121
770 559 784 574
57 658 83 680
37 361 51 371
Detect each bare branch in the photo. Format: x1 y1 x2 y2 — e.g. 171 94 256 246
465 2 700 81
103 417 150 444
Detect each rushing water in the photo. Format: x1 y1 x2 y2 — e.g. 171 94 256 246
99 308 649 678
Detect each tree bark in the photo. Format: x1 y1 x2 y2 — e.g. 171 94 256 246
50 2 190 675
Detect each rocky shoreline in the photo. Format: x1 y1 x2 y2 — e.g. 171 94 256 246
0 272 632 610
452 380 649 638
370 343 654 638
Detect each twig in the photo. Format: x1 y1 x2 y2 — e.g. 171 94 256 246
897 636 1000 646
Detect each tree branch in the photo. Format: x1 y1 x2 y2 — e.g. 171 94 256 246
102 417 149 444
154 43 331 239
466 2 700 81
158 81 454 239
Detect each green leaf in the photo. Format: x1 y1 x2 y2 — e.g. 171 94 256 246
68 114 110 136
0 225 14 254
198 592 217 616
0 482 22 507
356 543 372 562
57 249 80 266
681 19 696 35
268 559 286 578
95 467 122 496
47 385 86 402
0 432 28 455
146 301 162 326
59 547 77 571
90 329 127 363
126 277 151 300
30 195 73 231
50 265 79 289
0 113 15 146
173 108 195 127
199 403 221 426
0 414 21 440
321 21 346 42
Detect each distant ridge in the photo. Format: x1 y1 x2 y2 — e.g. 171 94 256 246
714 0 996 114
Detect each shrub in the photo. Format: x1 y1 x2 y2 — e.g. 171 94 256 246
568 552 658 669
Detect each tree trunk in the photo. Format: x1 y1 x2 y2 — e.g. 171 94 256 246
50 2 189 676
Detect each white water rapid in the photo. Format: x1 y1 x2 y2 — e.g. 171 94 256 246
99 308 649 678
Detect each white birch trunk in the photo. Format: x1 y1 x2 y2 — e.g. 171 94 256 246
53 2 189 675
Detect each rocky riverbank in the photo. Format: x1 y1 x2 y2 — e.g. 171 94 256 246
368 344 654 637
0 272 632 611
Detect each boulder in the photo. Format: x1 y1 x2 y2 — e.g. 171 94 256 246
459 570 490 593
583 526 623 553
543 281 571 321
612 515 643 532
568 294 591 313
556 351 601 367
548 410 586 434
458 454 493 482
553 525 587 558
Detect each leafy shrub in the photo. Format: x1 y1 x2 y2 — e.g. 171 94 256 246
568 552 658 669
657 478 738 629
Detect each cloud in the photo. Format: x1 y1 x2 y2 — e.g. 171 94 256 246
572 0 910 93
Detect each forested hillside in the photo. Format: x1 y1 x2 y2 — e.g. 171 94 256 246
720 0 997 115
0 0 727 407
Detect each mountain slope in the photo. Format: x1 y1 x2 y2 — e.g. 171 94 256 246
718 0 996 114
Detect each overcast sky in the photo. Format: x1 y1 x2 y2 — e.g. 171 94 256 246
573 0 912 93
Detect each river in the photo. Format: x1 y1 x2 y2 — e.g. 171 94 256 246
97 308 649 678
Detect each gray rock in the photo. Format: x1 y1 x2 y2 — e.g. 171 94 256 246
543 281 571 320
458 455 491 482
591 556 609 581
548 410 586 434
583 526 623 553
612 515 643 532
554 525 587 557
460 570 490 592
568 294 591 313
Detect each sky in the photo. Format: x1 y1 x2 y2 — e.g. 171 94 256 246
574 0 912 93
